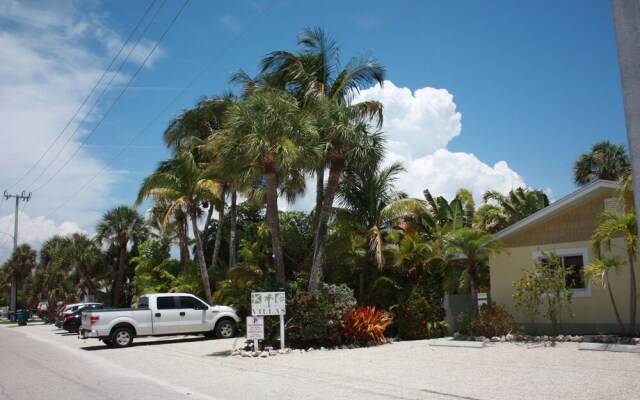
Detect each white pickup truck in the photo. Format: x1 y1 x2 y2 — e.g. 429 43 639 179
79 293 241 348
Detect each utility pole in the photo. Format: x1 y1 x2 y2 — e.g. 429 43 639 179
3 191 31 321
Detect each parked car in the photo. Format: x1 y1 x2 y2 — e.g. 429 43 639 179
36 302 48 320
62 304 113 333
56 302 102 328
79 293 240 348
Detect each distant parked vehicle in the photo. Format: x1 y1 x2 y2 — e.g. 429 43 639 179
79 293 240 348
56 302 101 328
36 302 49 321
62 304 113 333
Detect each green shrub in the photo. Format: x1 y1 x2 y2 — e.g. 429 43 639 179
322 283 357 320
456 311 476 336
260 278 358 348
395 286 446 340
472 302 516 337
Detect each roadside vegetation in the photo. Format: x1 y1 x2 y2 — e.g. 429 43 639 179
1 29 635 345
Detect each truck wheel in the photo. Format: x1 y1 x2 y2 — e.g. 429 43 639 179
111 327 134 348
215 320 236 338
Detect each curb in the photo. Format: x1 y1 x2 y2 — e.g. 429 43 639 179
429 339 484 348
578 343 640 353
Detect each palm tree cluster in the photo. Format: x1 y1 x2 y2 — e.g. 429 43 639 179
1 206 147 312
134 27 388 300
128 27 552 312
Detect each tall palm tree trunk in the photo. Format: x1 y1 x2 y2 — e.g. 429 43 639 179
190 208 212 304
210 204 224 269
309 153 346 292
229 190 238 267
178 217 191 275
113 242 127 307
313 167 325 228
605 276 627 334
265 166 286 286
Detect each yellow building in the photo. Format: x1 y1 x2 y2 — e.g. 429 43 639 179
489 180 639 334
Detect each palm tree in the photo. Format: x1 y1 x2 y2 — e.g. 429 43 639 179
478 187 549 233
5 244 36 308
163 94 235 155
584 256 627 334
591 210 637 334
38 235 67 271
421 188 476 235
573 140 630 187
334 161 419 301
147 197 192 274
219 88 318 286
307 101 386 291
136 151 220 304
64 233 108 300
95 206 147 307
260 27 386 292
26 267 70 321
444 228 503 316
206 118 263 270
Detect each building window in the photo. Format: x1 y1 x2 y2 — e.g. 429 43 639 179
533 248 591 296
539 254 585 289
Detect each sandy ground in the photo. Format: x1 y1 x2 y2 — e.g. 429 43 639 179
2 322 639 400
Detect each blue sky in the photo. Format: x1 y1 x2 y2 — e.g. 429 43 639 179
0 0 628 261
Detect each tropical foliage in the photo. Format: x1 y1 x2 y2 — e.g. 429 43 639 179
512 252 575 334
591 209 637 334
340 306 393 346
573 140 630 186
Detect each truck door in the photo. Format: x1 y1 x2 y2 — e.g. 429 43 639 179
153 295 181 334
178 295 210 333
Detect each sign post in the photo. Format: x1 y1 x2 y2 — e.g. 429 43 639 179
250 291 286 349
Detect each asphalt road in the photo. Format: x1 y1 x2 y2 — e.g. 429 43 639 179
1 322 638 400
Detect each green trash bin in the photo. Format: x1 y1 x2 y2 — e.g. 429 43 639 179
17 309 25 326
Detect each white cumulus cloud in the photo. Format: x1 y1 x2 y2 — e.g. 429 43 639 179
0 213 85 255
353 81 526 203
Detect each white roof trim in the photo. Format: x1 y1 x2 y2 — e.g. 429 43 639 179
492 180 620 240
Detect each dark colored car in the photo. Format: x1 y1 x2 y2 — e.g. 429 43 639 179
62 304 113 333
56 302 102 328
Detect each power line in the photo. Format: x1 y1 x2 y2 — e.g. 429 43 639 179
8 0 160 192
26 0 168 192
32 0 189 194
46 0 278 218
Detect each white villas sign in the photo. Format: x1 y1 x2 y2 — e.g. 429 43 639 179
251 292 286 316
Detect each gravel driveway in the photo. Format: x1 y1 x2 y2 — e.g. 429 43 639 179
3 322 639 400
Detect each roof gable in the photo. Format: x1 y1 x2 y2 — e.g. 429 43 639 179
493 180 620 246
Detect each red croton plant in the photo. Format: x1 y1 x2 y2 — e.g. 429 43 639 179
341 306 393 346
